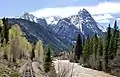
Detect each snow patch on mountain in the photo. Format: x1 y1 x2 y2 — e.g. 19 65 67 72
19 9 106 33
20 12 38 22
20 12 47 26
45 16 61 25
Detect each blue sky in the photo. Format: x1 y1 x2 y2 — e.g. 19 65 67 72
0 0 118 17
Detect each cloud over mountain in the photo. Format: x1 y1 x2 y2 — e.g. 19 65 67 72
30 2 120 18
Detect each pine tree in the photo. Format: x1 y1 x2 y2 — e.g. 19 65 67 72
104 24 111 72
69 46 75 62
30 43 35 61
109 20 118 60
74 33 82 62
114 30 119 55
93 33 98 61
2 18 10 43
90 38 93 55
89 33 99 69
113 21 119 57
44 48 52 73
97 38 103 70
83 35 90 66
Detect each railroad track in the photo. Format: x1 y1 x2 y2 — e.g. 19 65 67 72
21 62 35 77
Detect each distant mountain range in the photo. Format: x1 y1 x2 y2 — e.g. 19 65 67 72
8 9 106 51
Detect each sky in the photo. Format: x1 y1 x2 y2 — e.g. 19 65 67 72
0 0 120 17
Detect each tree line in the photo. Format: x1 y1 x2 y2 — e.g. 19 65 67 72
71 20 120 76
0 18 53 75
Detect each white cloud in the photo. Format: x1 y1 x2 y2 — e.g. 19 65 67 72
92 14 113 23
30 2 120 18
93 14 113 20
117 18 120 20
30 7 80 17
96 19 110 23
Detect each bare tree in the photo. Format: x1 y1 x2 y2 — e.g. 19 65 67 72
55 60 75 77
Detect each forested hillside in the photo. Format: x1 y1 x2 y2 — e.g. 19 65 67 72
0 18 56 77
67 20 120 76
0 17 119 77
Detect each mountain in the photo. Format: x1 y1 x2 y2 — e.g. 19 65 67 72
20 12 47 26
50 9 104 41
8 9 105 51
45 16 61 26
20 11 105 35
68 9 104 37
8 18 72 52
52 18 80 44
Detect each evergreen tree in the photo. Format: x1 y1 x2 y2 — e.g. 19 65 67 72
89 33 99 69
113 20 118 35
90 38 93 55
30 43 35 61
114 30 119 55
2 18 10 43
83 35 90 66
97 38 103 70
109 20 118 60
69 46 75 62
44 48 52 73
113 21 119 57
74 33 82 62
93 33 98 61
104 24 111 72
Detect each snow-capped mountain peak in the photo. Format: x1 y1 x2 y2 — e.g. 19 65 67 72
20 12 38 22
45 16 61 25
19 9 106 35
68 8 104 37
20 12 47 26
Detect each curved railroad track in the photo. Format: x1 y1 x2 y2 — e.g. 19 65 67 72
21 62 35 77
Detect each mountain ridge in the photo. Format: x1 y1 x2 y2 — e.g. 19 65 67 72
7 9 105 51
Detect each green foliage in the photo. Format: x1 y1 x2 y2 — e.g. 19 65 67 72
35 40 44 57
83 35 90 64
9 72 20 77
44 44 54 57
96 38 103 70
30 43 35 60
0 19 3 26
69 46 75 62
93 33 98 60
44 47 52 73
9 24 22 62
35 40 44 63
74 33 82 62
2 18 10 43
81 21 120 76
103 24 111 72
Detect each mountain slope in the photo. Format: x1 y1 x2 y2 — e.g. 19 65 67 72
8 18 72 51
9 9 105 51
50 9 104 44
69 9 104 37
20 12 47 26
52 18 80 43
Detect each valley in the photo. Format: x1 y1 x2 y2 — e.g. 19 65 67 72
0 7 120 77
